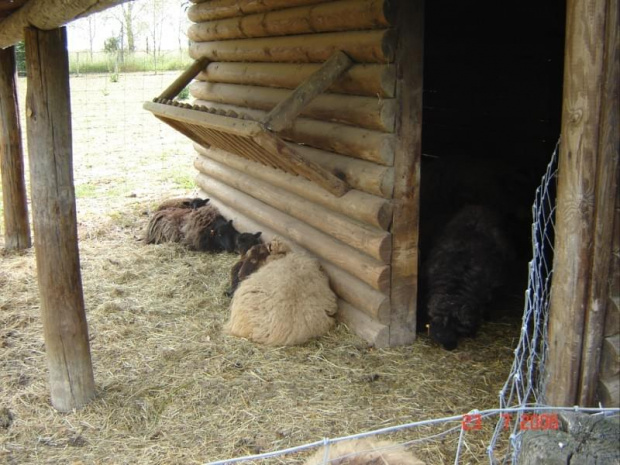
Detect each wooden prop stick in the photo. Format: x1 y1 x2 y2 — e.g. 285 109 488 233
262 51 353 133
157 57 209 100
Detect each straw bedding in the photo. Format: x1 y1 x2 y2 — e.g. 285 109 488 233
0 201 520 464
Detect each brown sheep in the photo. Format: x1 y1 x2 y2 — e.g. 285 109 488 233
304 438 425 465
225 252 336 346
145 207 189 244
155 197 209 211
145 197 210 244
225 238 290 297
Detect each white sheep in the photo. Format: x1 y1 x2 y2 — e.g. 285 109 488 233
225 252 337 346
304 438 425 465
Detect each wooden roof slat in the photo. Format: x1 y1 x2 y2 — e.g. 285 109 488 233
0 0 130 49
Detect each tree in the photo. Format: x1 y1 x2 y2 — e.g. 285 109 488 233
103 36 120 54
14 41 26 76
122 3 137 53
104 2 143 55
86 16 97 59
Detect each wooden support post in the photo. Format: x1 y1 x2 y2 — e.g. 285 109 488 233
262 51 353 132
0 46 31 250
546 0 617 406
25 27 95 412
577 0 619 407
157 57 209 100
387 0 424 345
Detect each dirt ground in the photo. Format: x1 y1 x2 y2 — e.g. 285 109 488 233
1 72 523 464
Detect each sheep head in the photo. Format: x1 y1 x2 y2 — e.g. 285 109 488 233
209 217 239 253
236 231 263 256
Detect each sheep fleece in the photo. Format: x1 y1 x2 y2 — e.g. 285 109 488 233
304 438 425 465
226 253 337 346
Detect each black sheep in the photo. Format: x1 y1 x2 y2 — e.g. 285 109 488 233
201 216 239 253
182 205 239 253
421 205 513 350
235 231 262 255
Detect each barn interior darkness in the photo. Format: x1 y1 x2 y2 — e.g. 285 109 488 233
418 1 566 314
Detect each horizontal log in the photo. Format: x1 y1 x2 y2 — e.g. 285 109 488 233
194 155 391 262
337 300 390 347
196 174 390 292
188 0 391 42
198 62 396 98
188 0 329 18
252 130 350 197
325 265 390 323
191 99 395 165
202 194 390 322
190 81 395 132
295 144 394 198
189 29 395 64
194 143 392 230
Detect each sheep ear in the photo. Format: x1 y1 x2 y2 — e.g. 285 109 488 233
254 232 262 239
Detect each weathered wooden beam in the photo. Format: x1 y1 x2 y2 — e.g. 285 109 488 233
0 46 30 250
24 27 95 412
337 300 390 347
193 143 393 230
546 0 615 406
294 142 394 199
157 57 210 100
578 0 619 407
189 29 396 64
252 130 349 197
188 0 392 42
190 80 396 132
197 173 390 292
263 51 353 133
0 0 131 49
200 195 391 324
194 155 390 262
188 0 329 19
192 99 396 165
387 0 424 346
198 62 396 98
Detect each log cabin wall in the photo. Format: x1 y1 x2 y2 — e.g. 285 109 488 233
186 0 410 346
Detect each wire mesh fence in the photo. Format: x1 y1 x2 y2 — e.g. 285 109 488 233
12 68 198 214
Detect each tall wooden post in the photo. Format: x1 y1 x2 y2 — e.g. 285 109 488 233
24 27 95 412
388 0 424 345
0 45 31 250
578 0 619 406
546 0 618 406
